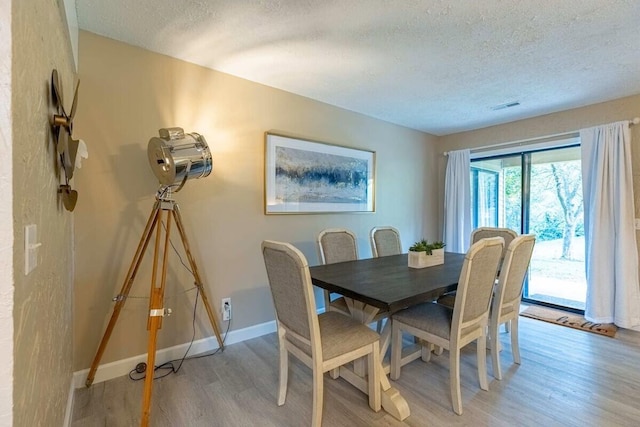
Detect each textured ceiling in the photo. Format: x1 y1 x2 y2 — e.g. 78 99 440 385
75 0 640 135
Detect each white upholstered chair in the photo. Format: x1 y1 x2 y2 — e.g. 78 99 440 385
390 237 504 415
489 234 536 380
370 226 402 258
318 228 389 332
438 227 518 314
471 227 518 262
470 227 519 333
317 228 358 316
261 240 381 426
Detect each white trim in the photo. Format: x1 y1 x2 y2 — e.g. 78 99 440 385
72 320 277 388
68 310 327 424
63 377 75 427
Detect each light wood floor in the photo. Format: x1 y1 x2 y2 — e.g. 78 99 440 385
72 314 640 426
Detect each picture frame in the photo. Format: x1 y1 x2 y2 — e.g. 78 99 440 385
264 133 375 214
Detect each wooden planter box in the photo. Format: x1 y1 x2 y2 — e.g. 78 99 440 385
408 248 444 269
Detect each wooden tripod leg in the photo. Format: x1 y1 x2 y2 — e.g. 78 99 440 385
85 201 161 387
172 203 225 349
141 208 172 426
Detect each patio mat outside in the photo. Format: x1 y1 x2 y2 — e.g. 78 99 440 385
520 305 617 337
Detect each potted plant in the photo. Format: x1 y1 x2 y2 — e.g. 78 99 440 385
408 240 446 268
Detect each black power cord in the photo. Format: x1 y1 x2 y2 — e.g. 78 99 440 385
128 287 231 382
127 223 230 382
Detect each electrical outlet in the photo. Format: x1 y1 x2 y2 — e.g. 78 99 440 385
221 298 231 321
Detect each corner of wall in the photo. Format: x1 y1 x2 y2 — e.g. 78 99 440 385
0 1 13 425
62 0 79 70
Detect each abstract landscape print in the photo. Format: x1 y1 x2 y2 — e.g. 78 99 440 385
265 133 375 213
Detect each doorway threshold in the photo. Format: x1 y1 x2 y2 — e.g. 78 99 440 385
523 295 585 314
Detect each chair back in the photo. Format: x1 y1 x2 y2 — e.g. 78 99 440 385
318 228 358 264
370 226 402 257
453 237 504 330
262 241 319 345
492 235 536 315
471 227 517 261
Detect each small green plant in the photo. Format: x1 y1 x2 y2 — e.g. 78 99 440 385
409 239 446 255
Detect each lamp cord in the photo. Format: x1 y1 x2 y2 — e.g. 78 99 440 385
127 223 229 382
128 287 231 381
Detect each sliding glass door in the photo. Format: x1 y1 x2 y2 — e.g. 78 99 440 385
471 146 586 311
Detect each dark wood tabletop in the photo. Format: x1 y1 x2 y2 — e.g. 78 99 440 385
309 252 466 314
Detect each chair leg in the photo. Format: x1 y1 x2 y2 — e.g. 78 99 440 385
329 368 340 379
368 341 381 411
504 320 511 333
421 342 433 362
511 317 521 364
490 323 502 381
277 329 288 406
416 338 442 358
477 334 489 391
390 322 403 380
450 347 463 415
311 366 324 427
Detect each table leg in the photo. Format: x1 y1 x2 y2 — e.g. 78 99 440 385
346 299 378 324
348 300 379 376
338 299 410 421
338 366 410 421
380 370 411 420
379 317 391 357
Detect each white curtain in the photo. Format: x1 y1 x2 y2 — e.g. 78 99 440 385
444 149 471 253
580 121 640 328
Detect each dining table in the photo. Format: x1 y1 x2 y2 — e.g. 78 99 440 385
309 251 466 421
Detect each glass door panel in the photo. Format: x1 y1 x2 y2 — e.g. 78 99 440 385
471 156 521 230
525 147 586 310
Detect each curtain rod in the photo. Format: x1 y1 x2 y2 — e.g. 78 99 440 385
444 117 640 156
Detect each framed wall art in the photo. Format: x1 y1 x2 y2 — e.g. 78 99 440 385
265 133 375 214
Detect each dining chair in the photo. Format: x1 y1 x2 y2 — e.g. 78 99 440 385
469 227 519 333
471 227 518 261
438 227 518 314
261 240 381 427
317 228 358 316
370 226 402 258
489 234 536 380
318 228 389 332
390 236 504 415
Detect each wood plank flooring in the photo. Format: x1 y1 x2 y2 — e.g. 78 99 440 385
72 314 640 426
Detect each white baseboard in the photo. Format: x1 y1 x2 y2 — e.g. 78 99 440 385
63 377 75 427
66 310 328 425
72 319 276 389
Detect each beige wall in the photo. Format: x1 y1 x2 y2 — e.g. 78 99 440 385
12 0 76 425
73 31 439 370
436 95 640 235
